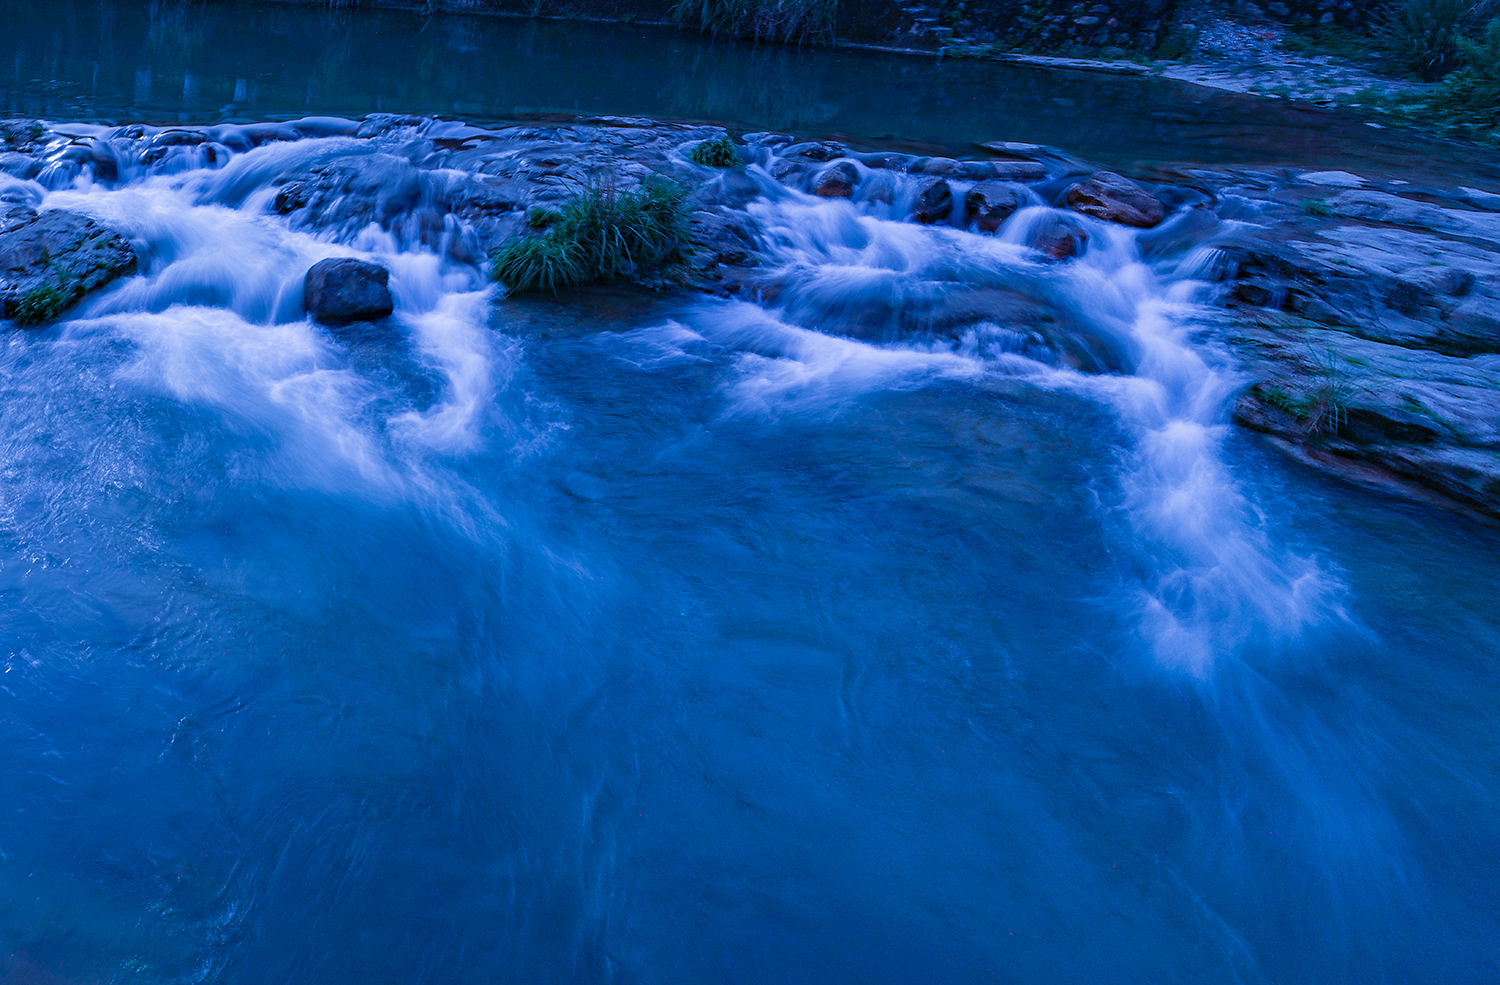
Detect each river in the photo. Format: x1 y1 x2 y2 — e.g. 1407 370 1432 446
0 3 1497 984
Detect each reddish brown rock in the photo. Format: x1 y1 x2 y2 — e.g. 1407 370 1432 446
813 161 859 198
1066 172 1166 228
1027 212 1089 261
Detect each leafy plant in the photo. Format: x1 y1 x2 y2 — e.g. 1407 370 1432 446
491 176 689 294
671 0 839 44
1371 0 1481 79
686 133 741 167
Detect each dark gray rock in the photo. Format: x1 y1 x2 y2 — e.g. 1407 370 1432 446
1066 171 1166 228
964 182 1023 233
912 178 953 224
780 141 846 163
0 205 137 325
304 258 394 327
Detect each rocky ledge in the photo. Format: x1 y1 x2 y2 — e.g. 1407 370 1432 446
0 114 1495 519
1134 167 1500 518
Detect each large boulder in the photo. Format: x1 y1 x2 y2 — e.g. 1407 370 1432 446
304 258 394 327
813 161 860 199
965 182 1023 233
1066 172 1166 228
0 205 137 325
912 178 953 224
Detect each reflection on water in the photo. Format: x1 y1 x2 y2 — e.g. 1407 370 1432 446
3 0 1500 180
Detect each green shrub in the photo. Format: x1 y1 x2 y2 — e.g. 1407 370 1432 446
672 0 838 44
1155 25 1199 61
1279 23 1374 60
1372 17 1500 140
491 176 689 294
686 133 741 167
1372 0 1477 79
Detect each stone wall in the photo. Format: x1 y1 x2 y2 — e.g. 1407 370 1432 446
837 0 1181 51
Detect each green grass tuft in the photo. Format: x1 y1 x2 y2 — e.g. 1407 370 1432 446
686 133 741 168
491 233 587 295
1300 198 1335 217
491 176 689 295
525 206 562 228
10 272 72 327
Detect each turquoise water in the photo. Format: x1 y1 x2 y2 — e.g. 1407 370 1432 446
0 6 1498 985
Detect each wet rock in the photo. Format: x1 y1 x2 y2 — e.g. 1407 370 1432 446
813 161 860 198
780 141 845 163
855 171 898 206
1027 212 1089 261
912 178 953 224
49 139 120 185
0 205 137 324
0 152 40 181
1136 207 1223 262
914 157 963 177
965 182 1023 233
688 210 761 268
769 159 806 183
304 258 394 327
272 154 430 240
987 161 1049 182
691 167 763 210
857 152 916 173
1214 301 1500 517
1066 171 1166 228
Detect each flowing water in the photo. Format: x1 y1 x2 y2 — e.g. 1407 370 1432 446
2 8 1499 985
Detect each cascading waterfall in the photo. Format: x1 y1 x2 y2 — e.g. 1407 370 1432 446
1 119 1496 985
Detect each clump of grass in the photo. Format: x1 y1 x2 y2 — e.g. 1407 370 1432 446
672 0 838 44
11 278 72 327
491 176 689 294
491 235 586 295
687 133 741 168
525 206 561 228
1280 23 1374 60
1371 0 1479 79
1300 198 1335 217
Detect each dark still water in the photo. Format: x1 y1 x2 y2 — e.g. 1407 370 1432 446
5 0 1500 179
0 6 1497 985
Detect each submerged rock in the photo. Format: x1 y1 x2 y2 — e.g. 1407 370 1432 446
1066 172 1166 228
304 258 394 327
0 205 137 325
1027 212 1089 261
